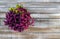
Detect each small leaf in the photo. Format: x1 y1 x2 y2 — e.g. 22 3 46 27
9 8 13 11
15 10 19 14
16 4 23 8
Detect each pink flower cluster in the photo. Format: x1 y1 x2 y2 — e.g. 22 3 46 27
4 5 34 32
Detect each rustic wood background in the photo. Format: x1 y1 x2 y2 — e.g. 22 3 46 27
0 0 60 39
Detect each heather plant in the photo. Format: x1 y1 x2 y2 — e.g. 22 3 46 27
4 4 34 32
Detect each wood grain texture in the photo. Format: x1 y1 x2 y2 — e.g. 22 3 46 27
0 0 60 39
